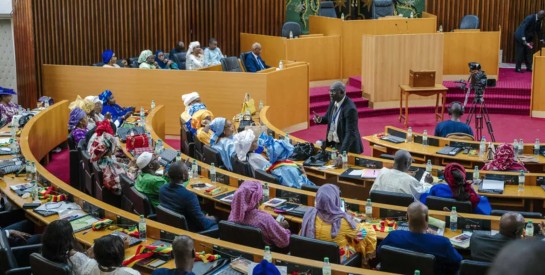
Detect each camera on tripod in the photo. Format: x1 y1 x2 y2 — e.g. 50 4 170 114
468 62 487 101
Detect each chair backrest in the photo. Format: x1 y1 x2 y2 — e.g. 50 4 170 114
370 190 414 207
30 253 71 275
193 136 204 161
318 1 337 18
459 15 480 29
92 162 120 207
0 230 17 273
231 155 254 177
372 0 394 19
491 209 543 219
426 196 473 213
379 245 435 275
69 136 81 189
80 150 94 196
281 22 302 38
301 184 319 193
156 205 189 230
128 186 153 217
202 144 223 167
220 56 243 72
218 221 265 249
67 135 76 150
128 57 139 68
446 132 475 141
254 169 279 184
120 173 135 213
171 51 187 70
289 234 341 264
459 259 491 275
239 52 251 72
180 120 195 158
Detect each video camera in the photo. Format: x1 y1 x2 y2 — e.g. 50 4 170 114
468 62 487 92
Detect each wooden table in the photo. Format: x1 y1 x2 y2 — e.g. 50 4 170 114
399 84 448 127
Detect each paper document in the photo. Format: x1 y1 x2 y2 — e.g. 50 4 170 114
348 170 363 176
361 169 380 179
481 179 505 191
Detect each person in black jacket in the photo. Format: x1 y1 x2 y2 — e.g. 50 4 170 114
514 10 545 72
313 81 363 165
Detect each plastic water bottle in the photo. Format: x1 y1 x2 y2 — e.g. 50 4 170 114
279 60 284 70
414 270 421 275
479 137 486 157
342 151 348 169
192 160 199 179
518 139 524 155
284 133 290 144
426 159 432 173
450 207 458 231
518 170 525 192
44 99 49 108
473 166 480 184
438 25 443 32
151 100 156 110
422 130 428 146
526 221 534 237
410 11 414 18
322 257 332 275
289 31 294 39
146 131 153 148
10 120 16 139
31 181 40 203
140 106 145 122
534 138 540 155
31 162 36 181
513 139 519 157
258 100 264 112
155 139 163 154
25 160 32 181
138 215 147 240
210 163 216 183
365 199 373 221
406 127 413 143
331 149 338 161
175 152 181 163
341 12 345 20
263 182 270 201
263 246 272 263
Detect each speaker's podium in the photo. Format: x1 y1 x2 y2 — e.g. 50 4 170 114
361 33 444 109
531 51 545 118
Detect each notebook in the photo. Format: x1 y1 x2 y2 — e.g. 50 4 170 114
380 135 406 144
437 146 462 156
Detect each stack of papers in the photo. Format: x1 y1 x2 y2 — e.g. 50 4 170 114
450 232 472 249
480 179 505 193
347 169 380 179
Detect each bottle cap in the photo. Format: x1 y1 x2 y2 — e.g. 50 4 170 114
452 207 457 211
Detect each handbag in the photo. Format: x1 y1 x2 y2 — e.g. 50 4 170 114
290 142 315 161
126 134 149 152
240 93 256 115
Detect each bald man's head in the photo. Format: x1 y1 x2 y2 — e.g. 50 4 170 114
172 235 194 270
499 212 525 238
407 202 428 233
393 150 412 172
538 10 545 20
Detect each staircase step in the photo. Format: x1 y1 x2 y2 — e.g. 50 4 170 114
310 98 369 113
347 76 362 88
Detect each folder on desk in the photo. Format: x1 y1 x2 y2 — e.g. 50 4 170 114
478 179 505 194
436 146 462 156
380 135 406 144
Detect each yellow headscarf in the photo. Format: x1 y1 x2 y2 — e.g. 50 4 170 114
69 95 94 114
191 109 214 130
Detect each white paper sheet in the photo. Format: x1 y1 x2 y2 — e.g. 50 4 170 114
481 179 505 191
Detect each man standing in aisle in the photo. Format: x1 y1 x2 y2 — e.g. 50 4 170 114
514 10 545 73
313 81 363 165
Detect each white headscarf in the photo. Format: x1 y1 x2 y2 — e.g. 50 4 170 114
181 92 200 107
186 41 201 58
234 129 255 161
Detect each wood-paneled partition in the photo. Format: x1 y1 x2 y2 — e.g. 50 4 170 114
12 0 286 106
426 0 545 64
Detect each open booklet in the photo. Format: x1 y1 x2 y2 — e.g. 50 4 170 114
346 168 381 179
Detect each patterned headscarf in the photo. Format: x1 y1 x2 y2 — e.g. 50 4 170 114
228 181 263 223
68 108 86 131
138 50 153 64
209 117 226 145
444 163 480 208
187 103 207 117
300 184 357 239
234 129 255 161
69 95 94 114
98 90 113 104
482 144 527 172
102 49 114 64
95 120 114 137
89 132 116 162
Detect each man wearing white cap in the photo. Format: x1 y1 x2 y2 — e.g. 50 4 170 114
135 152 167 207
180 91 206 122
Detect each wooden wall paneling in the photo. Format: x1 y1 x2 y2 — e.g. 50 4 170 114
12 0 37 109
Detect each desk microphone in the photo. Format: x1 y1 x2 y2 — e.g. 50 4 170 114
199 243 243 260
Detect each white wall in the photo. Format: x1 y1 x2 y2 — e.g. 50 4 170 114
0 18 17 103
0 0 12 17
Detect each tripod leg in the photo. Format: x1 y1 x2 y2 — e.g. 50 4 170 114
480 102 496 142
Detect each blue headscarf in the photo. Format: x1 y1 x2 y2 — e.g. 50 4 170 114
0 87 16 96
155 50 168 69
187 103 207 117
263 135 294 164
98 90 113 104
102 49 114 64
209 117 226 145
68 108 86 131
252 260 280 275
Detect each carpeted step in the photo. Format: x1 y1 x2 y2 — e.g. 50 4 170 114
310 86 363 103
347 76 362 88
310 97 369 113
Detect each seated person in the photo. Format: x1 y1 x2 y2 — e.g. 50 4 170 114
180 92 206 122
2 219 41 247
155 50 179 70
84 95 105 130
185 41 204 70
300 184 376 266
234 129 315 189
99 90 134 126
159 162 217 232
102 49 120 68
370 150 432 200
434 102 473 137
81 235 139 275
209 117 236 171
138 49 158 69
488 239 545 275
69 95 96 130
190 109 213 143
89 121 132 195
420 162 491 215
203 38 223 67
68 107 89 145
152 235 195 275
245 43 269 72
482 143 528 172
470 212 525 262
0 87 19 128
169 41 186 69
41 220 93 274
378 202 462 274
228 180 290 248
135 152 167 207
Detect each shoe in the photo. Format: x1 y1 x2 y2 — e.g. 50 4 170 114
515 69 523 73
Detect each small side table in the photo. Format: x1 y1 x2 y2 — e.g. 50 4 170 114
399 84 448 127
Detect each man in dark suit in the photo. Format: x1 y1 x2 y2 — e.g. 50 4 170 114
313 81 363 165
470 212 525 262
514 10 545 72
244 42 270 72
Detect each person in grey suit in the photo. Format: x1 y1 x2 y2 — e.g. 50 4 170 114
470 212 525 262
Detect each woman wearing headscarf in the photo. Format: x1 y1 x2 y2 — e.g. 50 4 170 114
234 129 270 172
190 109 214 144
0 87 19 128
99 90 134 126
69 96 95 130
68 108 88 145
300 184 377 265
155 50 179 70
185 41 204 70
84 95 105 130
89 121 129 195
138 50 158 69
228 180 290 248
482 144 528 172
102 49 120 68
420 163 491 215
209 117 236 171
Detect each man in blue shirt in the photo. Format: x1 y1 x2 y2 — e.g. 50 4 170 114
378 202 462 274
152 235 195 275
434 102 473 138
